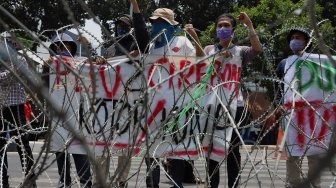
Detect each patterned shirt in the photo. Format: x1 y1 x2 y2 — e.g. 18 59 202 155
0 54 26 108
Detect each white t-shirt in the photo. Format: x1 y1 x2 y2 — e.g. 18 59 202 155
149 36 195 56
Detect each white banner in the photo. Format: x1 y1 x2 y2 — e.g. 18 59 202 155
49 54 241 162
284 53 336 156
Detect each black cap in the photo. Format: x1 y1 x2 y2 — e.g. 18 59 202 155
115 15 133 27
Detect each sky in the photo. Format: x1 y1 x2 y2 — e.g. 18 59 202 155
36 19 103 59
69 18 103 48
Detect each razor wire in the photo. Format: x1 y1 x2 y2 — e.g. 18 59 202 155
0 0 335 188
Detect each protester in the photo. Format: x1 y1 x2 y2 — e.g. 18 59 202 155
0 32 37 188
148 10 195 186
47 32 92 188
129 1 205 187
275 27 324 188
104 15 136 187
105 11 149 58
274 27 312 108
202 12 262 187
102 2 149 187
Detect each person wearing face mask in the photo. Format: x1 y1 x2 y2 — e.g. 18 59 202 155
149 9 194 188
105 15 134 58
275 28 312 85
128 0 203 187
202 13 262 188
274 28 323 188
102 5 149 187
47 33 93 188
149 9 200 188
105 12 149 59
274 28 312 111
147 9 195 56
0 32 37 188
107 16 134 185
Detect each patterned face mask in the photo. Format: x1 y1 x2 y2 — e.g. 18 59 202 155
216 27 233 41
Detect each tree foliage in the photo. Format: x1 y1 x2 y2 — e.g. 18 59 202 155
0 0 87 38
1 0 334 63
197 0 334 98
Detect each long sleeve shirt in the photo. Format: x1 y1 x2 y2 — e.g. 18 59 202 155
105 13 150 58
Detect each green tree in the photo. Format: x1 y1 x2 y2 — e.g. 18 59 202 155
315 0 336 51
174 0 233 31
86 0 258 41
235 0 261 8
153 0 261 32
0 0 88 49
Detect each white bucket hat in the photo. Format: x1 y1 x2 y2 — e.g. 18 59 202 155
49 33 77 56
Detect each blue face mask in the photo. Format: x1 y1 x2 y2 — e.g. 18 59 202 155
151 22 175 48
290 39 304 52
116 27 130 36
216 27 233 40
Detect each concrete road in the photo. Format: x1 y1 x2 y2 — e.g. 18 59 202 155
5 142 336 188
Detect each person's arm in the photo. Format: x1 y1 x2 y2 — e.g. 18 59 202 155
0 56 26 84
105 44 116 58
131 0 140 13
0 43 16 83
77 35 107 64
237 12 262 54
184 24 205 57
240 46 258 64
130 0 150 53
0 69 11 82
